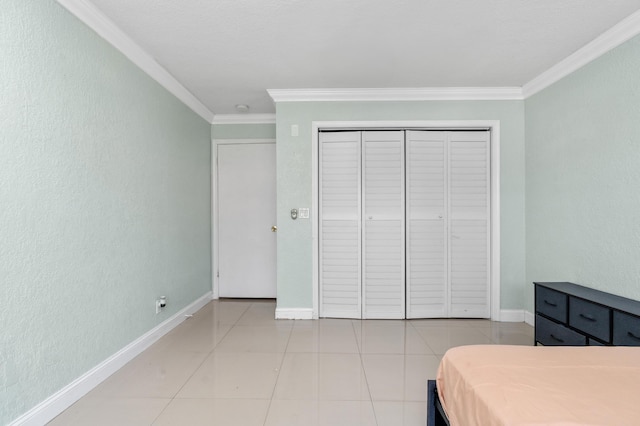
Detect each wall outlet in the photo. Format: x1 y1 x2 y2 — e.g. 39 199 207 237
156 296 167 314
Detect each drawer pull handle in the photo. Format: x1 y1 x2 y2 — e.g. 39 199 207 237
579 313 596 322
628 332 640 342
544 300 557 307
550 334 565 343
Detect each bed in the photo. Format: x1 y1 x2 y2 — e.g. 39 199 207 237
427 345 640 426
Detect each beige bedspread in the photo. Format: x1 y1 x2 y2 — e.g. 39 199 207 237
436 345 640 426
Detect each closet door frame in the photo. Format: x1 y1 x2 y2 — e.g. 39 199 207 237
312 120 501 321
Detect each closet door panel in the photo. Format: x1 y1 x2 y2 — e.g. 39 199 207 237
448 131 490 318
319 132 361 318
405 131 448 318
362 131 405 319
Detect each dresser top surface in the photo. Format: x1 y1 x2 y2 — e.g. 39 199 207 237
534 282 640 317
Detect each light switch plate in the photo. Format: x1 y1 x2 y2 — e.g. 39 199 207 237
298 208 309 219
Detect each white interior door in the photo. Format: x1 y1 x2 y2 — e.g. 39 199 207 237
218 143 276 298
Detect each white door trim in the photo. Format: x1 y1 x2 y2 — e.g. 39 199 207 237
311 121 501 320
211 138 276 299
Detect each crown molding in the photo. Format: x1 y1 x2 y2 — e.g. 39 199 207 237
523 9 640 98
212 114 276 125
268 87 524 102
56 0 215 123
57 0 640 115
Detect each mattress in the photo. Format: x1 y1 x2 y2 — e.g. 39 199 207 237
436 345 640 426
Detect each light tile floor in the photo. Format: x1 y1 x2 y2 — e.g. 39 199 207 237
49 299 534 426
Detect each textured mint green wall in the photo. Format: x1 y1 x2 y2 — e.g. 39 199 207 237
525 35 640 312
275 101 526 312
211 123 276 140
1 1 211 424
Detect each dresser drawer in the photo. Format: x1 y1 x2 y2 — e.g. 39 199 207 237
536 314 586 346
613 311 640 346
569 297 611 342
536 286 567 322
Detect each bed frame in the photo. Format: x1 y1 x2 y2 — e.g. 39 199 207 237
427 282 640 425
426 380 450 426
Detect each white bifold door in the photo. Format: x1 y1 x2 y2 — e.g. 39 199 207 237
405 131 490 318
319 132 362 318
362 131 405 319
405 131 448 318
319 129 490 320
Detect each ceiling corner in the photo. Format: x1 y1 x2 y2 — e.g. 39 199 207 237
56 0 215 123
523 8 640 98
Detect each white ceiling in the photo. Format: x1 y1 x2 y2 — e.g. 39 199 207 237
82 0 640 115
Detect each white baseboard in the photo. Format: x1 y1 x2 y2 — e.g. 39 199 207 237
275 307 314 320
499 309 525 322
524 310 535 326
10 291 213 426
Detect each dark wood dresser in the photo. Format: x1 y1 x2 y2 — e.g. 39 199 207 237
534 281 640 346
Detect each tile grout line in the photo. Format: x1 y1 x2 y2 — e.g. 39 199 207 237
262 309 295 426
408 321 438 356
351 319 380 426
149 300 246 425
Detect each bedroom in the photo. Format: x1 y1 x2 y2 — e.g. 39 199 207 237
3 0 640 425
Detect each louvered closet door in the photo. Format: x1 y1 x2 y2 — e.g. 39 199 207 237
320 129 490 320
405 131 448 318
362 131 405 319
319 131 362 318
448 131 490 318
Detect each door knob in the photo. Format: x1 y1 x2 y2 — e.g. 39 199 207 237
271 225 277 232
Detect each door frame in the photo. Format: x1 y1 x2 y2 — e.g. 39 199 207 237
211 138 276 299
312 121 501 320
